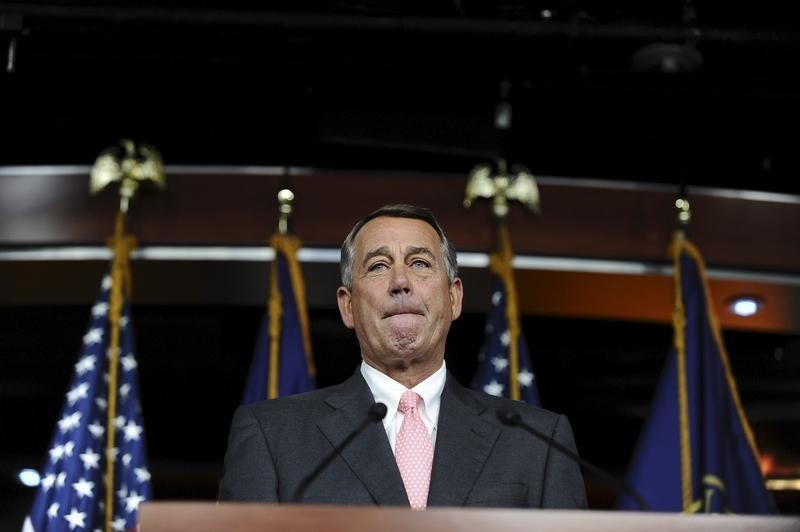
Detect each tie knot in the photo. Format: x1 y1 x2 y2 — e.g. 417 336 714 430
398 391 421 415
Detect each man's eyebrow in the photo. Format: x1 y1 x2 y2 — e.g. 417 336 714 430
362 246 391 268
406 246 435 259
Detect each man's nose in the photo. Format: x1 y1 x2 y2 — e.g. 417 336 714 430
389 265 412 295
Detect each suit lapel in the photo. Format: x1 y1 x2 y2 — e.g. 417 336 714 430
427 374 500 507
316 372 408 506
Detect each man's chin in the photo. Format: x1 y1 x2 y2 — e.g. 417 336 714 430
388 336 421 356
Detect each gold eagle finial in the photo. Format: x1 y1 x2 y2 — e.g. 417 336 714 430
464 158 540 219
90 139 165 212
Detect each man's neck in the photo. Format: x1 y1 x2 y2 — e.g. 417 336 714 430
363 358 443 389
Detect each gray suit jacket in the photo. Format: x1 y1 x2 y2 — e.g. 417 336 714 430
218 370 587 508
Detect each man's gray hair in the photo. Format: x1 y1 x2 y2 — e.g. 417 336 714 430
340 204 458 289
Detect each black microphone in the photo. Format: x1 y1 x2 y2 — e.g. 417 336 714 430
291 402 387 503
496 405 650 511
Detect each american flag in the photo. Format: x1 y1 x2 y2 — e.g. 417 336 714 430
23 275 152 532
472 225 540 406
473 277 541 405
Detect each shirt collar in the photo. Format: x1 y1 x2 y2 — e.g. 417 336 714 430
360 359 447 427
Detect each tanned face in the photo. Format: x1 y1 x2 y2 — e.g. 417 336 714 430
336 216 463 387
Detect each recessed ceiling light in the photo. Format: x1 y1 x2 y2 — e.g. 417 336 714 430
728 296 762 317
17 468 40 487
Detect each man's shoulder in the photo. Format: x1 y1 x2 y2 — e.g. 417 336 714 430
239 382 342 417
454 381 565 426
236 370 368 423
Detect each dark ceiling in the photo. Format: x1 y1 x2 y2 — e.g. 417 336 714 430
1 1 800 193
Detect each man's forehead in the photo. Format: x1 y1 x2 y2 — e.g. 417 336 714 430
354 216 440 253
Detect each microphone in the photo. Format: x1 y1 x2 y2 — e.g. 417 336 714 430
496 405 650 511
291 402 387 503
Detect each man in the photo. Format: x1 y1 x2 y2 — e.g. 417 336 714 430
219 204 587 509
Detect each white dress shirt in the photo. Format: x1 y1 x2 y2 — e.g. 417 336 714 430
360 360 446 453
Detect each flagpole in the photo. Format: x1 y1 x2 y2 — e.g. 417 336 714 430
261 186 316 400
671 192 693 511
90 139 164 532
266 189 293 399
491 223 521 400
464 157 541 402
103 209 134 532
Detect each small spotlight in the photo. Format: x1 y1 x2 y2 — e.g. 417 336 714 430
729 296 762 317
18 468 40 487
540 9 553 19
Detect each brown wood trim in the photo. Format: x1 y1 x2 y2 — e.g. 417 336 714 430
515 270 800 334
2 169 798 275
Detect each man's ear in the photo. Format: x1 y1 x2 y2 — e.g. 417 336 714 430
337 286 355 329
450 277 464 321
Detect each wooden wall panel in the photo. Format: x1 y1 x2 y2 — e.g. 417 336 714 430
2 168 798 332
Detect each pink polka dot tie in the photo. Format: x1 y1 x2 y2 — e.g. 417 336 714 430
395 390 434 510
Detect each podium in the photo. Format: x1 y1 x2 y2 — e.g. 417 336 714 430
139 503 800 532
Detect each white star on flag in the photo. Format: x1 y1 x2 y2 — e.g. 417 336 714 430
83 328 103 345
47 502 59 519
74 355 97 376
122 454 132 467
125 491 145 513
119 315 129 329
134 468 151 483
80 448 101 470
117 484 128 500
500 330 510 346
491 356 509 372
88 421 105 439
102 275 112 290
115 415 126 429
120 383 131 399
72 477 94 499
483 380 504 396
111 516 127 532
64 507 87 530
92 302 109 317
66 383 90 406
49 443 66 462
491 290 502 306
123 420 143 442
58 411 82 433
121 354 137 371
56 472 67 487
42 474 56 492
95 397 108 411
518 369 534 387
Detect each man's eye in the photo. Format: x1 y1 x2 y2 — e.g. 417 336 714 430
411 259 430 269
368 263 388 272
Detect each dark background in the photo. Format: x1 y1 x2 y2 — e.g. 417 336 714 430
1 1 800 194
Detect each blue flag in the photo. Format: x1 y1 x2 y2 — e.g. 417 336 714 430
617 233 775 514
24 275 152 532
473 226 541 405
242 234 316 403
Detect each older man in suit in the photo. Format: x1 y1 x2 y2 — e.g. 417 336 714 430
219 204 587 509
